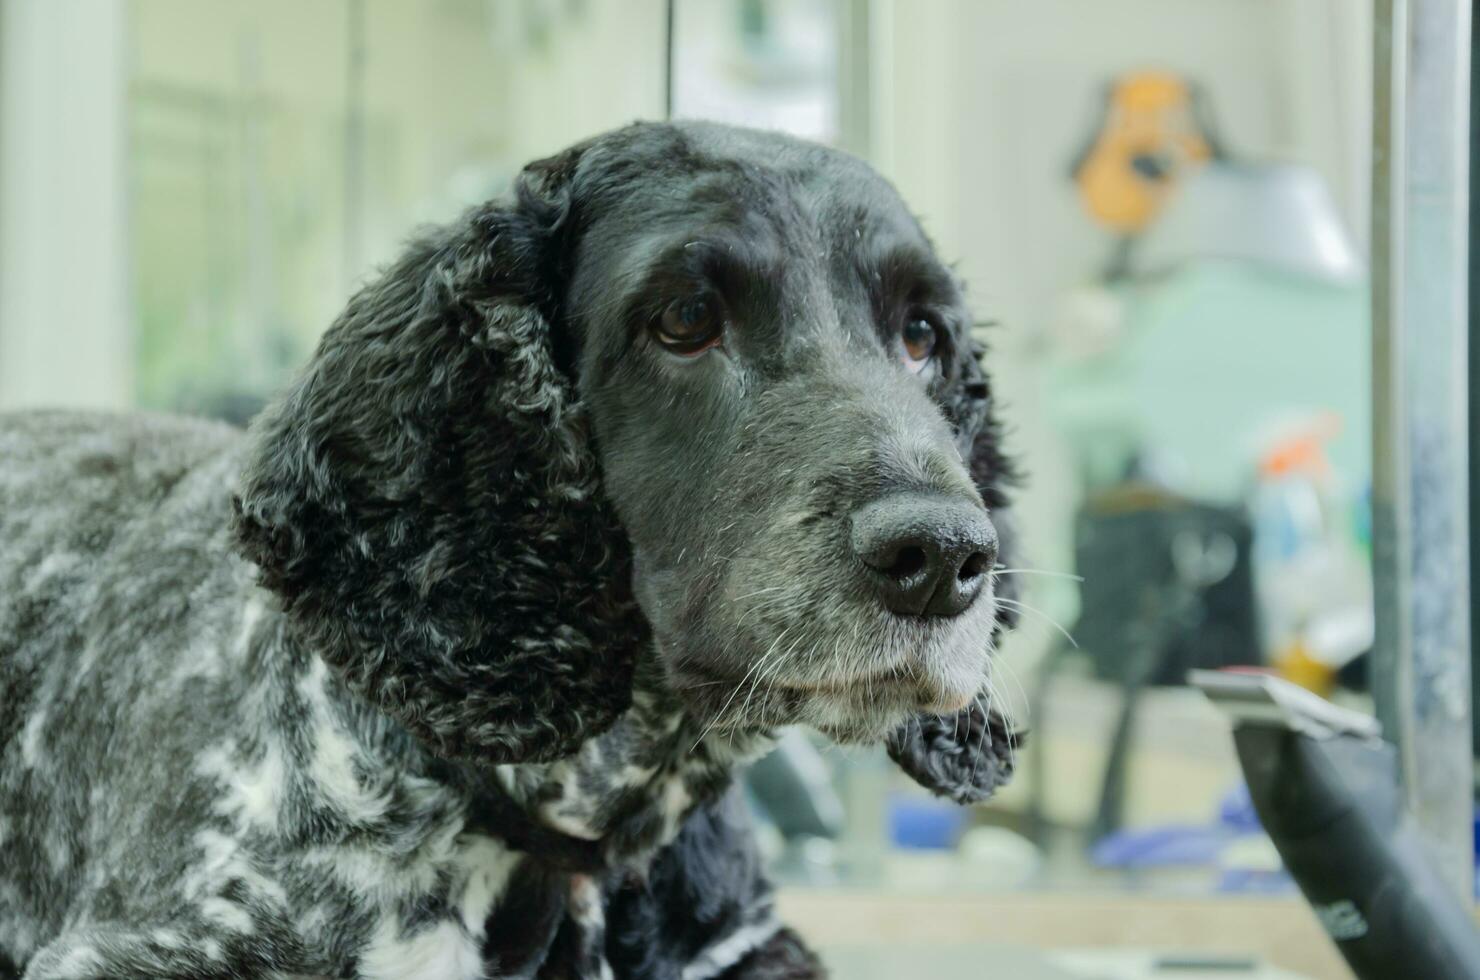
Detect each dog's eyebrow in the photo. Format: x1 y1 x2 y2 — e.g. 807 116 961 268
600 235 782 346
637 235 783 305
861 244 958 306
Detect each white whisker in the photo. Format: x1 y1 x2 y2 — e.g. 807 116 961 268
968 691 989 785
994 654 1031 729
731 585 787 604
991 567 1083 582
994 596 1078 649
736 632 798 744
691 630 791 751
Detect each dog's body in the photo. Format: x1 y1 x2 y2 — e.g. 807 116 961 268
0 122 1018 979
0 411 793 979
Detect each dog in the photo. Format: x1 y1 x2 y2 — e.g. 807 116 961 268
0 120 1019 979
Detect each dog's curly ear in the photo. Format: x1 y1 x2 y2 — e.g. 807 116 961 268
232 146 646 765
889 331 1024 803
887 700 1021 805
955 334 1021 641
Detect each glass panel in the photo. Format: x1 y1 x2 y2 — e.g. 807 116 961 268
672 0 843 144
127 0 665 419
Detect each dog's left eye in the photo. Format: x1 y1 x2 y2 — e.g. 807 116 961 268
653 296 725 356
902 315 939 373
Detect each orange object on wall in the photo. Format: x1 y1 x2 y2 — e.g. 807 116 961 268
1071 71 1218 235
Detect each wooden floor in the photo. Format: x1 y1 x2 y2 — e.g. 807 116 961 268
817 946 1313 979
779 890 1351 980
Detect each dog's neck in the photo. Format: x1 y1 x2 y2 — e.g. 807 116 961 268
456 655 774 870
286 627 771 872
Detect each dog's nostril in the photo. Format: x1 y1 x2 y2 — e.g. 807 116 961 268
886 545 928 581
958 552 988 582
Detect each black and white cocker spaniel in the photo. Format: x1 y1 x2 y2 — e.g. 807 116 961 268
0 121 1020 980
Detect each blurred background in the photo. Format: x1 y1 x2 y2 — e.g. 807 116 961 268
0 2 1401 977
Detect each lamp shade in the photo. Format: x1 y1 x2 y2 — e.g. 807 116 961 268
1132 162 1363 284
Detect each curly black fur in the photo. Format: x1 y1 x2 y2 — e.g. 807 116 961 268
718 930 827 980
605 790 786 978
232 149 647 764
886 699 1023 805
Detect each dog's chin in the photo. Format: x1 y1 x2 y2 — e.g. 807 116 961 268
810 701 916 744
658 586 997 742
666 646 988 745
670 672 920 744
798 673 980 743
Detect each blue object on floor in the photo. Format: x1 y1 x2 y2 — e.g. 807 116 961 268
1218 781 1262 833
1091 824 1230 868
888 794 967 850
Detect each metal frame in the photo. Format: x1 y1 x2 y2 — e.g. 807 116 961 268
1371 0 1474 901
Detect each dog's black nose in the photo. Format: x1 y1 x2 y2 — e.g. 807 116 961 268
850 494 997 617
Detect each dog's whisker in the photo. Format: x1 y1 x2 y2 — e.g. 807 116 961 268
730 585 787 604
990 567 1084 582
735 648 785 744
968 691 988 786
691 637 787 751
735 634 801 748
988 683 1019 761
734 621 798 709
994 655 1031 729
994 596 1078 649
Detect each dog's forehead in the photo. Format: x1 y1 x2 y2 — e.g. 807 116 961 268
582 121 926 254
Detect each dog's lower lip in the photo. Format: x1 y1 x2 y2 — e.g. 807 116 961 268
682 663 974 718
789 664 977 704
787 674 972 716
780 673 910 696
921 690 974 714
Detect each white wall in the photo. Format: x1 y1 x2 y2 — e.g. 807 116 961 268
875 0 1371 331
0 0 663 412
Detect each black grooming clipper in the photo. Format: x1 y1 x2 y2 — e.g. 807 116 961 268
1191 669 1480 979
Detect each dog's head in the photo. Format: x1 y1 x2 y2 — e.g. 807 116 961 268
234 122 1018 795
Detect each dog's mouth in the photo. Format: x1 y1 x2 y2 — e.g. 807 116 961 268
642 550 1000 742
777 668 975 714
668 642 986 743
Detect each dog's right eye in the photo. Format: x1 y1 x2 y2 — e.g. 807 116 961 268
901 314 940 374
653 296 725 356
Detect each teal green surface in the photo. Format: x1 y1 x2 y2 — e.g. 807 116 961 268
1049 262 1370 501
